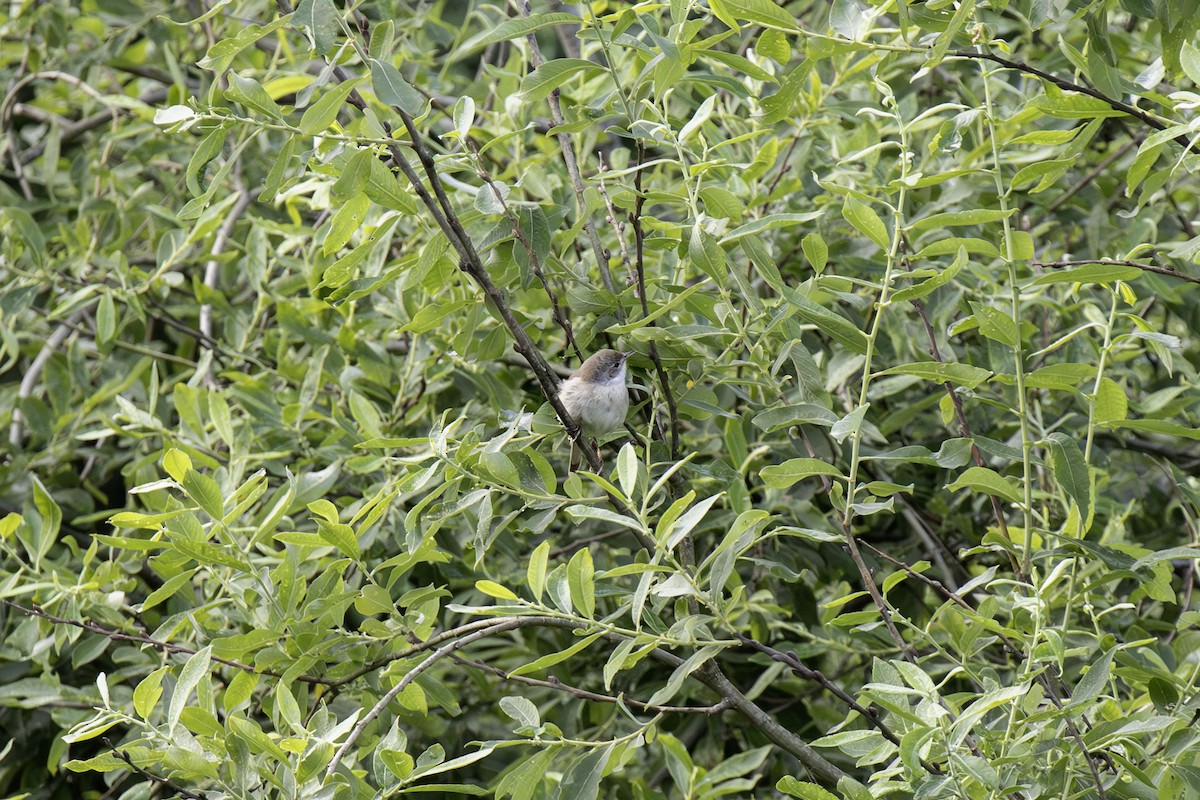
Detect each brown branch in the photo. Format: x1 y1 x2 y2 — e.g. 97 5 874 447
102 737 208 800
1 599 336 686
858 542 1112 796
519 0 619 301
452 652 731 715
1047 136 1141 213
911 297 1017 557
466 137 584 361
1033 258 1200 286
951 50 1197 156
731 633 908 749
630 143 682 463
199 184 252 384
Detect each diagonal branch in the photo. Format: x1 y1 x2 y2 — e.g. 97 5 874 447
519 0 619 301
950 49 1197 156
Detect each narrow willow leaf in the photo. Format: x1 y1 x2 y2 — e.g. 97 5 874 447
509 632 602 677
877 361 991 389
646 644 725 707
1031 263 1142 285
323 193 370 255
802 232 828 272
369 57 425 114
299 79 361 135
946 466 1022 505
909 208 1016 232
527 541 549 602
782 288 869 354
519 58 603 103
1093 377 1127 423
1046 432 1091 522
760 458 845 488
293 0 338 54
567 548 595 619
476 580 518 600
555 743 613 800
1067 648 1113 708
842 196 890 250
617 443 637 498
970 302 1018 347
168 645 211 735
226 72 282 118
714 0 800 31
462 12 580 51
892 245 967 302
689 225 727 288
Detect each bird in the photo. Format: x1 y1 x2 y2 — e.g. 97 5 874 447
558 349 630 438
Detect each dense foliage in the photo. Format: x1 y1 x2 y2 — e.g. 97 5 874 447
4 0 1200 797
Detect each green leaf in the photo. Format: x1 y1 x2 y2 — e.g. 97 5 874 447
802 232 828 273
646 644 724 706
293 0 338 54
181 470 224 519
299 79 362 135
567 548 595 618
1109 419 1200 439
842 196 890 250
909 208 1016 232
924 0 975 67
1067 647 1113 708
510 632 603 677
519 58 603 103
946 466 1022 505
752 404 839 431
1047 432 1091 523
712 0 800 31
554 743 613 800
462 12 581 51
323 193 370 255
689 225 727 288
1027 93 1125 119
761 458 845 488
892 245 967 303
370 57 425 114
168 645 211 735
226 72 282 118
163 448 192 483
1093 378 1127 423
1180 41 1200 85
527 541 549 602
876 361 992 389
970 302 1018 347
133 667 168 720
1031 263 1143 285
782 287 869 354
476 580 519 601
778 777 841 799
366 156 418 214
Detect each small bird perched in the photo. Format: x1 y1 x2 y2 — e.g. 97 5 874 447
558 349 630 437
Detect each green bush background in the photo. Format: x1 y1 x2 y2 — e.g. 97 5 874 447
4 0 1200 797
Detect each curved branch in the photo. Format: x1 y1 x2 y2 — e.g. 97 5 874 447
950 50 1197 155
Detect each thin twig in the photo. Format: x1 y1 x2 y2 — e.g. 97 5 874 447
199 183 252 384
1 599 336 686
951 50 1197 156
1047 136 1141 213
731 633 908 749
519 0 619 301
102 737 208 800
1033 258 1200 285
466 138 583 361
453 652 731 715
10 314 79 447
